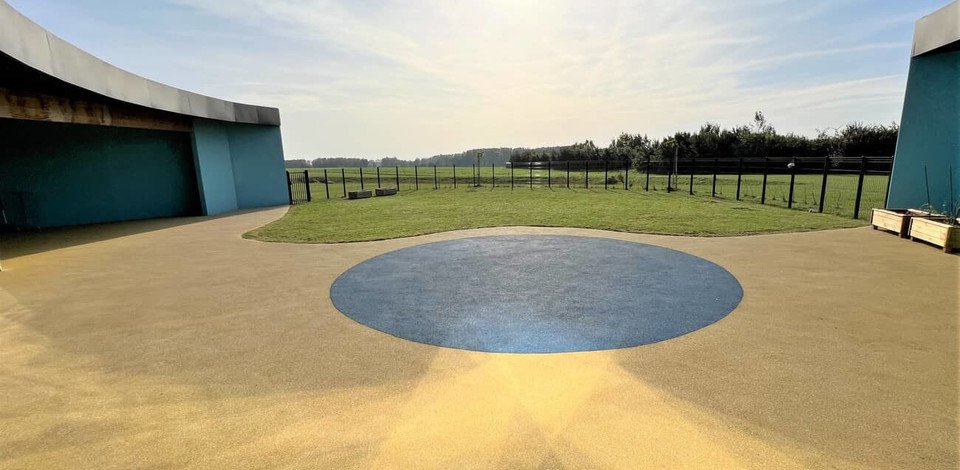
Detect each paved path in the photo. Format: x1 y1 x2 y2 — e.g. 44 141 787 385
0 208 956 468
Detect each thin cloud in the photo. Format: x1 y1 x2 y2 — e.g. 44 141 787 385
15 0 935 158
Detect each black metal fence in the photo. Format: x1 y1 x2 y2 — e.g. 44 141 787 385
636 155 893 219
287 170 311 204
286 155 893 219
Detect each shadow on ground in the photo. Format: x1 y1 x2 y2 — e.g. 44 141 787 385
614 229 959 468
0 210 273 261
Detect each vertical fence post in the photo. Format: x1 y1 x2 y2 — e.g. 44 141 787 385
761 157 768 204
359 167 364 190
472 164 476 187
548 160 552 188
818 156 829 213
324 169 330 199
433 165 438 190
645 157 650 191
566 161 570 188
453 165 457 188
304 170 312 202
341 168 346 197
688 158 695 195
286 171 293 204
853 156 867 219
736 158 743 200
395 166 400 191
414 165 419 190
529 161 533 189
787 158 797 208
711 159 718 197
511 164 514 189
585 161 589 189
491 163 495 188
376 167 381 189
604 160 609 190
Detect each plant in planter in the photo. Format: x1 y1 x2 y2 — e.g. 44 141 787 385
908 200 960 253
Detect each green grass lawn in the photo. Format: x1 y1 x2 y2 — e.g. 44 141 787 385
292 166 888 220
246 187 866 243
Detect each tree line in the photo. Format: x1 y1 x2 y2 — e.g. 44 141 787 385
285 157 377 168
512 113 898 168
287 148 526 168
286 112 898 170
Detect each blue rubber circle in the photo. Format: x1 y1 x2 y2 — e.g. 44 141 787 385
330 235 742 353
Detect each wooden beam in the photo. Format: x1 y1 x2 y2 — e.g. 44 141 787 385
0 87 192 132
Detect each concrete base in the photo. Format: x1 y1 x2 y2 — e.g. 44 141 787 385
375 188 398 197
348 190 372 199
0 210 956 468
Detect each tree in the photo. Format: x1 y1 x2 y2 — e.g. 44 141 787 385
283 159 311 168
751 111 774 134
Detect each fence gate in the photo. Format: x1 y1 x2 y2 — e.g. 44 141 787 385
287 170 311 204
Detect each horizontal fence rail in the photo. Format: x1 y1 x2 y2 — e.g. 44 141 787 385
287 155 893 219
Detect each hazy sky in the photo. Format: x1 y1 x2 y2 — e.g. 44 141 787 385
7 0 946 159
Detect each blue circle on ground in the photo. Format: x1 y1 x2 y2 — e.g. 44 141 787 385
330 235 742 353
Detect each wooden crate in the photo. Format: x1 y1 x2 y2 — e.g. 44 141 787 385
908 217 960 253
871 209 930 238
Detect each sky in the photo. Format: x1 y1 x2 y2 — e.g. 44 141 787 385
7 0 948 160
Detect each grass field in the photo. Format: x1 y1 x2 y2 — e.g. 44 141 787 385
290 166 889 220
247 187 866 243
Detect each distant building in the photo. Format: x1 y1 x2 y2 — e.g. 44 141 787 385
887 1 960 211
0 1 288 229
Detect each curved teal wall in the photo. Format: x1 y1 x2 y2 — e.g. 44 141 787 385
0 117 286 228
888 50 960 211
0 120 200 228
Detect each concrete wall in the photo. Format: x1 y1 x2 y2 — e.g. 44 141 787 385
191 118 287 215
887 50 960 211
0 119 200 228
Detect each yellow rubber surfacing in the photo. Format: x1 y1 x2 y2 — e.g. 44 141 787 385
0 207 956 469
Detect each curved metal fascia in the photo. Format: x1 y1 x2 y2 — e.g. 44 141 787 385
0 0 280 126
913 1 960 57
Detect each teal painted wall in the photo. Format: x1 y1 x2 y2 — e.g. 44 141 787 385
191 118 287 214
191 119 238 215
887 50 960 211
0 117 285 228
0 119 199 228
226 123 288 209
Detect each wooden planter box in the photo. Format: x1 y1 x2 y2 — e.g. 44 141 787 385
871 209 931 238
908 216 960 253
